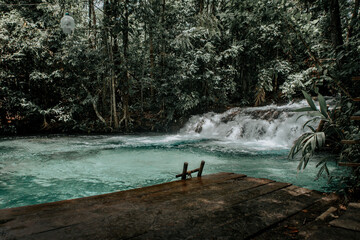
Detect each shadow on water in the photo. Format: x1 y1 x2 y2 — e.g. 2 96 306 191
0 146 19 153
36 150 102 161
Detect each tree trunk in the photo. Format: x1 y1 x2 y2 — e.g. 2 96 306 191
346 0 359 42
149 24 155 97
81 84 107 126
120 0 131 131
141 24 147 112
199 0 204 14
109 36 119 129
211 0 217 15
104 0 119 129
329 0 343 50
160 0 166 72
88 0 97 47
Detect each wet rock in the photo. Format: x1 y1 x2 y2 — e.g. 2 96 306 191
261 110 274 121
257 126 267 136
272 111 280 119
195 120 204 133
221 109 242 123
226 129 233 138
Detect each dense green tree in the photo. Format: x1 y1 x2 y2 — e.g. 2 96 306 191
0 0 358 135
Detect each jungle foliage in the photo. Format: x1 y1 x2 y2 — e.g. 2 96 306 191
289 88 360 196
0 0 359 136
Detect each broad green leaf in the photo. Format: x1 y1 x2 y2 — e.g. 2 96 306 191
298 158 304 171
308 112 323 117
289 133 310 159
300 134 313 146
316 159 326 168
311 135 316 150
316 132 325 147
302 136 313 155
302 91 317 111
325 164 330 176
306 14 311 21
302 118 316 129
316 164 325 180
288 146 296 159
293 107 315 112
316 64 323 73
296 113 309 122
318 94 328 119
307 125 316 132
327 175 333 183
314 87 319 94
303 152 311 169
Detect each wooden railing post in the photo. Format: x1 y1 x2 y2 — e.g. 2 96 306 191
197 160 205 177
176 161 206 180
181 162 188 180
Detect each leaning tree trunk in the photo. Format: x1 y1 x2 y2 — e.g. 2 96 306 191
81 84 107 126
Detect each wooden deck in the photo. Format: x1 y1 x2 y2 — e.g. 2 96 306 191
0 172 359 239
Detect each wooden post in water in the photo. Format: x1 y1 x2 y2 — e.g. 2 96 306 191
181 162 188 180
198 160 205 177
176 161 205 179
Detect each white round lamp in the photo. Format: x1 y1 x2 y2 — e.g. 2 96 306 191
60 13 75 35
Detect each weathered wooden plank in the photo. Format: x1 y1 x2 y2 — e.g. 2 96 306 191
31 179 286 240
305 225 360 240
350 116 360 121
257 193 340 240
0 174 325 240
352 97 360 102
176 160 206 178
341 140 360 145
351 76 360 81
123 182 291 240
338 162 360 167
0 173 247 238
330 203 360 232
0 173 245 227
178 185 321 240
181 162 188 180
197 160 205 177
0 177 277 240
316 206 337 221
302 203 360 240
2 176 241 223
0 172 243 220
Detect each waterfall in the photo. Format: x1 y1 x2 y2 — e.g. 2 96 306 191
180 100 330 149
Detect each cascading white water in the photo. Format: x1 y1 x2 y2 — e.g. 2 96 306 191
180 100 326 149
